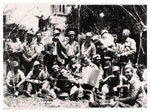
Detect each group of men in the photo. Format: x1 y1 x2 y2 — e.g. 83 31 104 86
4 27 147 107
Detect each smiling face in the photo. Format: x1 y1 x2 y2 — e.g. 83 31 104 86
124 68 133 81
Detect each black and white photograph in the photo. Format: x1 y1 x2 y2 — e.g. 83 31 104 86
3 3 147 109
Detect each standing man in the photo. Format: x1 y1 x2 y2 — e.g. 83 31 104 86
35 33 44 63
116 29 136 64
7 34 23 64
6 61 26 97
52 30 68 65
81 32 96 60
21 31 37 76
65 30 80 64
43 29 67 74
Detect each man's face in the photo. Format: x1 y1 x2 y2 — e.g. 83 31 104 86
34 65 41 72
14 66 19 73
94 59 101 64
122 30 129 41
85 36 92 43
53 33 60 37
69 35 75 42
137 68 144 77
124 68 133 80
81 58 89 67
27 35 33 43
122 34 127 41
113 70 120 77
53 67 59 73
37 36 41 42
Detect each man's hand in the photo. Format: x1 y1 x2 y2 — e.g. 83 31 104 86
120 53 128 57
114 96 120 101
28 57 32 62
109 74 115 79
34 80 40 84
53 37 59 42
8 84 13 89
16 84 20 88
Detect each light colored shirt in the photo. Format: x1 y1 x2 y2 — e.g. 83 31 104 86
81 42 96 60
100 33 115 47
7 69 25 85
120 76 146 107
117 37 136 56
66 41 80 57
26 70 47 81
23 43 36 58
8 41 22 53
35 43 44 55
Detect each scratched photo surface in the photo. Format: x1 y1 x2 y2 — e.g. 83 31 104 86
3 4 147 109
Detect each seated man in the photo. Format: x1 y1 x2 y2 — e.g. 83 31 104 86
136 64 147 93
66 57 81 77
114 64 146 107
50 66 79 99
6 61 26 97
101 66 121 99
25 61 50 98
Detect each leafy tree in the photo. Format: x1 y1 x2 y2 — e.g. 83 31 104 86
66 5 147 65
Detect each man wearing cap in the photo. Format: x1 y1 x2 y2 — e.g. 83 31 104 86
116 29 136 64
92 54 103 70
22 32 37 76
114 63 146 107
52 29 68 65
6 61 26 97
65 30 80 64
25 61 50 97
43 29 67 74
81 32 96 60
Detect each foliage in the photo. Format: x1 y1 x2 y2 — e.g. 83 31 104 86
66 5 147 65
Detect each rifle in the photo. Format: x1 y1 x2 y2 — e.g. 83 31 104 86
119 66 123 98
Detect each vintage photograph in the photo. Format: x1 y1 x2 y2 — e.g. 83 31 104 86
3 4 147 108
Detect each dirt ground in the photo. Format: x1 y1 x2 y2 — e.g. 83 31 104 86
3 62 89 109
3 94 89 109
3 83 89 109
